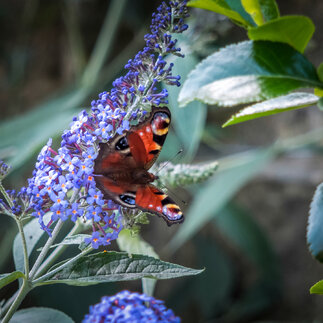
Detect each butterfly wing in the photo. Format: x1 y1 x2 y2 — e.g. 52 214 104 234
128 106 171 169
136 184 184 225
94 106 171 174
94 106 183 225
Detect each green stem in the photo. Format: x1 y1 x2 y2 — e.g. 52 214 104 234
33 246 93 285
15 219 30 279
0 181 14 208
2 279 31 323
29 219 64 279
34 222 83 279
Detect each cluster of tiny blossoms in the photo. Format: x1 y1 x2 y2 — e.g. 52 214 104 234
83 290 180 323
0 1 189 249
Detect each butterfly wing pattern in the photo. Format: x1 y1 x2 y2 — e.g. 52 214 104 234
94 106 184 225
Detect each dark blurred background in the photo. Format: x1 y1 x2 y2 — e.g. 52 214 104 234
1 0 323 322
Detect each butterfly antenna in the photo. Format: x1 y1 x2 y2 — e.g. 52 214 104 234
155 149 183 176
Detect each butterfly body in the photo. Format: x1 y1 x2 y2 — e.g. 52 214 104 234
94 106 184 225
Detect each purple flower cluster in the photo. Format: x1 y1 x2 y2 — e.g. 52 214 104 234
83 290 180 323
1 1 189 249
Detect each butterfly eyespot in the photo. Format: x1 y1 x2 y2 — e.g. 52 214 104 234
115 136 129 150
119 194 136 206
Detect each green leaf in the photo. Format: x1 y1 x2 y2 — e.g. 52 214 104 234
310 280 323 295
13 214 51 273
179 40 322 107
307 182 323 262
168 148 276 251
117 229 159 296
223 92 319 127
193 237 234 316
11 307 74 323
248 16 315 53
216 204 279 275
117 230 158 258
241 0 279 25
187 0 255 28
41 251 203 286
0 271 25 289
216 204 281 319
318 97 323 110
164 48 207 162
318 63 323 82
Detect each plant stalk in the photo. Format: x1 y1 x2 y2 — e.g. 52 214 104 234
29 219 64 279
2 279 31 323
15 219 30 279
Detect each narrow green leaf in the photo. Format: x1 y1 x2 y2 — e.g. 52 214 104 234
41 251 203 286
179 40 322 107
223 92 319 127
13 214 51 273
187 0 254 28
310 280 323 295
215 204 281 319
307 182 323 262
0 271 25 289
11 307 74 323
0 89 85 170
248 16 315 53
241 0 279 25
164 48 207 162
318 97 323 110
168 148 276 251
216 204 279 275
318 63 323 82
117 229 159 296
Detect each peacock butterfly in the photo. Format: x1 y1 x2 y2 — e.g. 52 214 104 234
94 106 184 225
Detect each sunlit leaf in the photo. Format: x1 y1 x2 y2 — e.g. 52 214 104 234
179 41 322 107
241 0 279 25
307 182 323 262
41 251 203 286
223 92 319 127
187 0 254 27
11 307 74 323
248 16 314 53
310 280 323 295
